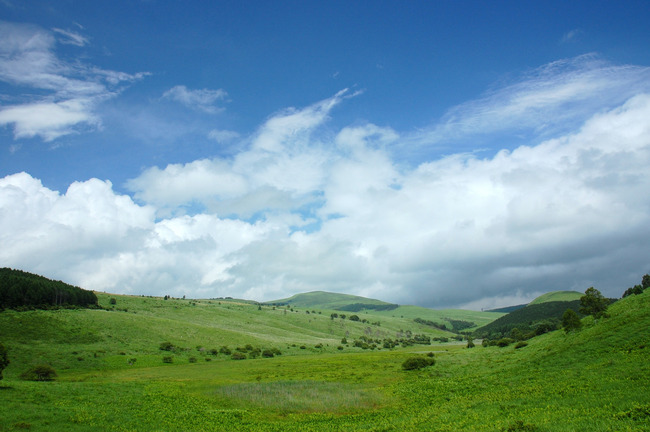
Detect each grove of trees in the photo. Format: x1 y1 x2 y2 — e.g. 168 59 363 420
0 268 98 310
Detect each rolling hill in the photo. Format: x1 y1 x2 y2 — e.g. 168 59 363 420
527 290 582 305
266 291 504 332
0 270 648 430
264 290 398 311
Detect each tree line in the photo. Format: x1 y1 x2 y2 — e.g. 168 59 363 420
0 268 98 310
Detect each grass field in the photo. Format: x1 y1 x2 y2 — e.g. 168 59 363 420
1 290 649 431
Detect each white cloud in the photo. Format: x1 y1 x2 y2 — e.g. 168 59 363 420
162 85 228 113
0 21 147 141
53 27 89 46
3 60 650 308
561 29 583 44
127 90 354 217
0 99 98 141
416 54 650 147
208 129 240 143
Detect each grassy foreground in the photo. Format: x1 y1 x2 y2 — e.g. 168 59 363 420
0 291 649 431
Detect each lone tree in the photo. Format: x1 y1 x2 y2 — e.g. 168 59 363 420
561 308 582 333
579 287 609 319
0 343 8 381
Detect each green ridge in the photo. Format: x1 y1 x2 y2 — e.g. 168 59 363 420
528 290 583 305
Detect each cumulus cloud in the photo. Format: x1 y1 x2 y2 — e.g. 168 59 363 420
3 59 650 308
127 89 355 218
0 21 147 141
162 85 228 113
0 172 272 297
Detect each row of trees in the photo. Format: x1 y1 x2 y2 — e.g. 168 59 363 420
622 274 650 297
0 268 98 310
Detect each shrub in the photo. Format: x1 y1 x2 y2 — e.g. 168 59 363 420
514 341 528 349
159 341 175 351
562 308 582 333
262 349 274 358
337 345 344 350
231 352 246 360
209 349 219 356
402 356 435 371
109 298 117 305
219 346 232 355
0 343 8 381
270 348 282 356
162 356 173 363
128 358 137 365
497 338 514 347
188 357 197 363
20 364 57 381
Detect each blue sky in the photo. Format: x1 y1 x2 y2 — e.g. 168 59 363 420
1 1 650 308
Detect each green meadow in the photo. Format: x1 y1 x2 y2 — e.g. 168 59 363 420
1 290 649 431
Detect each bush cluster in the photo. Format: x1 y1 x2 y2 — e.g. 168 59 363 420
20 364 57 381
402 356 435 371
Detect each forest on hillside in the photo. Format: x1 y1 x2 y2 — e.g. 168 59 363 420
0 268 98 310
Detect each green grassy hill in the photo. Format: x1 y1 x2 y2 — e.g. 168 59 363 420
1 280 648 431
267 291 504 332
474 300 582 338
265 290 397 310
528 290 583 305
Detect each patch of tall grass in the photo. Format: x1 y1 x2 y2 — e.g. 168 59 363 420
211 381 383 413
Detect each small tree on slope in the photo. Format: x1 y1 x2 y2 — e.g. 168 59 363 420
580 287 609 319
562 309 582 333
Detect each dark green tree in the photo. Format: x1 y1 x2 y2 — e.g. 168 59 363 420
0 343 9 380
579 287 609 319
466 336 475 348
642 274 650 290
561 308 582 333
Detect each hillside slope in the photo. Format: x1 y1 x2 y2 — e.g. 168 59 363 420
528 290 582 305
265 291 397 310
0 292 456 378
267 291 504 331
474 299 582 337
0 283 648 431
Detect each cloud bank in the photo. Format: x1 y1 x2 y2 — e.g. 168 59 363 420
2 57 650 308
